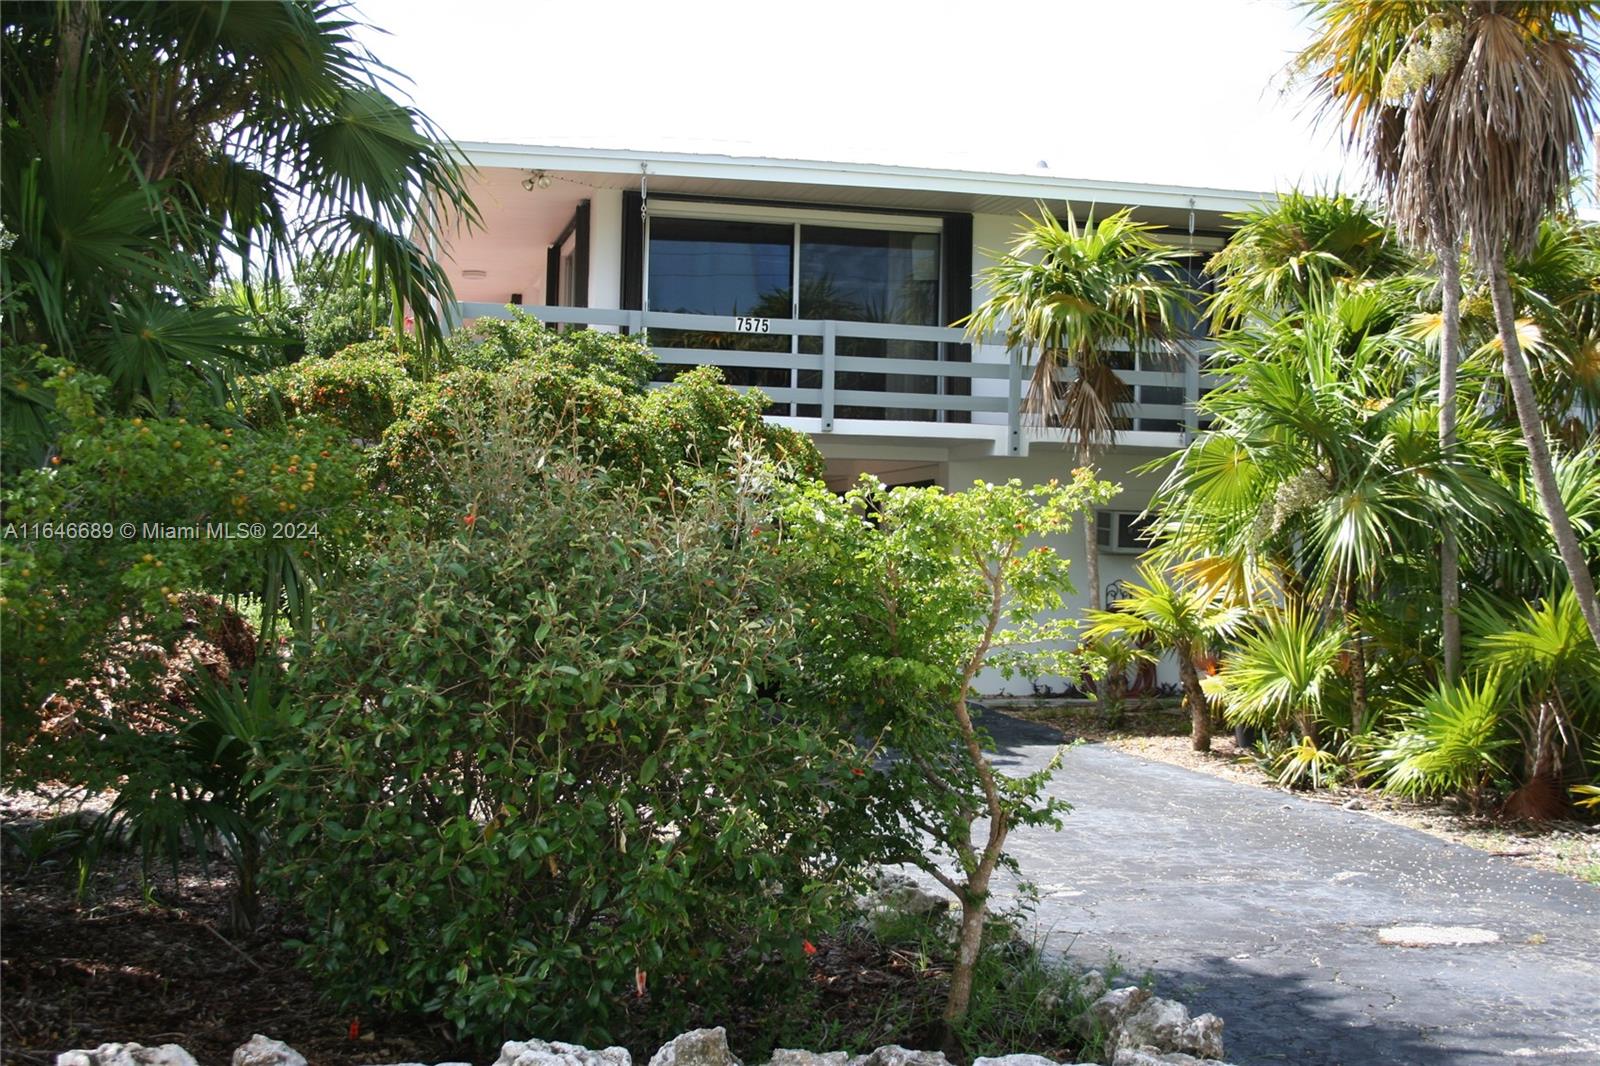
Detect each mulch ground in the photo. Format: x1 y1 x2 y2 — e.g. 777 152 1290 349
0 849 960 1066
0 853 479 1066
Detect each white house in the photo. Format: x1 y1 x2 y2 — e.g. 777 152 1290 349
437 142 1265 692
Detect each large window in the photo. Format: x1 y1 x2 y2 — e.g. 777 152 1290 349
645 207 945 419
797 226 941 420
647 217 793 392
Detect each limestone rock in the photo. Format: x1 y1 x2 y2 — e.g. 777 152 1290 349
231 1036 306 1066
1112 1048 1238 1066
1114 997 1224 1060
498 1040 632 1066
1077 985 1151 1039
1077 969 1108 1003
863 873 949 918
57 1045 199 1066
648 1029 740 1066
973 1054 1069 1066
855 1047 953 1066
766 1052 851 1066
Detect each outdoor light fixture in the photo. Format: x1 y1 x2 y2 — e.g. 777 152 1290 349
462 269 487 279
521 170 552 191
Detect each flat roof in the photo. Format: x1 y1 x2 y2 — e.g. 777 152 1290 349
459 141 1272 216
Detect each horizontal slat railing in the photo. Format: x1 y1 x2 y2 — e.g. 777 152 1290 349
456 302 1212 451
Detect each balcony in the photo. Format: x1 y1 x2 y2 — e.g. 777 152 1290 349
457 303 1216 457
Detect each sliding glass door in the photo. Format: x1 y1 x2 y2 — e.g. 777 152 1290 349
646 217 793 393
645 208 944 419
797 226 941 421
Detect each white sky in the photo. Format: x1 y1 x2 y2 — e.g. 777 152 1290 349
350 0 1365 195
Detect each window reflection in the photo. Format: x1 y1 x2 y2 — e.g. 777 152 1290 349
647 218 793 394
797 227 941 421
644 214 946 420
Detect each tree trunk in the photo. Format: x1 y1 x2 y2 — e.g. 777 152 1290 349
943 877 991 1032
1438 234 1463 681
1176 639 1210 752
1079 443 1102 611
1346 588 1368 738
1488 258 1600 651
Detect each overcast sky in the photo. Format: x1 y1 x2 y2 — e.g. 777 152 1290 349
350 0 1371 195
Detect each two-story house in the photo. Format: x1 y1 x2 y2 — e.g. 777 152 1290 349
436 142 1263 691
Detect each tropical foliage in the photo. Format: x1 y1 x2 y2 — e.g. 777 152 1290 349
960 206 1196 608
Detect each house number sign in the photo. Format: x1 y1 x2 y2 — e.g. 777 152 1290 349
732 316 771 333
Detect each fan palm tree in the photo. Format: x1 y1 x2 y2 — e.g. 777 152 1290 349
1207 605 1348 745
1298 0 1600 652
1150 283 1510 730
1297 2 1475 677
960 205 1196 608
1204 189 1417 327
1 0 478 437
1082 564 1248 751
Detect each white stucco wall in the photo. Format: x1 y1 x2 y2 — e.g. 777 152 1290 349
942 445 1180 696
587 189 624 325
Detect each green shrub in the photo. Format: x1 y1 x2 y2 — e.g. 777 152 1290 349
1 364 366 759
242 350 419 441
442 311 655 385
379 318 820 500
270 443 874 1041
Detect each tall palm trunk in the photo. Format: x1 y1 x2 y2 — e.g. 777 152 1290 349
1346 587 1368 737
1079 440 1102 610
1488 258 1600 651
1175 638 1210 752
1437 233 1463 681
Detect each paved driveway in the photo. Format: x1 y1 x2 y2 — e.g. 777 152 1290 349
964 712 1600 1066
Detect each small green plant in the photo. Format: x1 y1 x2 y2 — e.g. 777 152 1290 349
1271 735 1344 790
1208 605 1348 746
1368 673 1513 810
79 663 288 932
1075 633 1154 728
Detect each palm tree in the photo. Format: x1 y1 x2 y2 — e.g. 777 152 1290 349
1209 605 1348 746
1298 0 1600 653
1082 564 1248 751
1297 2 1477 677
960 205 1195 608
1150 283 1509 731
1204 189 1416 327
1 0 478 432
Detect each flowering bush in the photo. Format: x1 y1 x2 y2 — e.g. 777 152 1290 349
241 351 418 442
270 442 874 1040
0 363 365 760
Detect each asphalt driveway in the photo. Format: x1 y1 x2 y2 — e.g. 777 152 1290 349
963 712 1600 1066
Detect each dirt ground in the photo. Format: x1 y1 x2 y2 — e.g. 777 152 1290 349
0 788 1002 1066
991 696 1600 887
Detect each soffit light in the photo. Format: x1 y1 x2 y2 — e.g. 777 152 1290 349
521 170 552 191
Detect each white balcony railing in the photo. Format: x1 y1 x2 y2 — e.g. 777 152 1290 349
458 303 1216 455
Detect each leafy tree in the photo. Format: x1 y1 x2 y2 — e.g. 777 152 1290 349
1082 565 1247 751
960 206 1195 609
778 470 1114 1033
